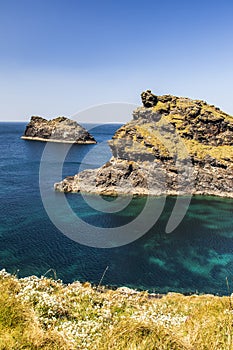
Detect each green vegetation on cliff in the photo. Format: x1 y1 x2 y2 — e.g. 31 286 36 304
113 93 233 165
54 90 233 197
0 270 233 350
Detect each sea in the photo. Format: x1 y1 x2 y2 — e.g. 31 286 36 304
0 122 233 295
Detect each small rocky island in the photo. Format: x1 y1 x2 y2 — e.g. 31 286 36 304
55 91 233 198
22 116 96 144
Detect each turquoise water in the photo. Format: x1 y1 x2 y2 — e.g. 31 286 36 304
0 122 233 295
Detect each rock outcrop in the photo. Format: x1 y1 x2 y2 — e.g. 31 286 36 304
54 91 233 198
21 116 96 144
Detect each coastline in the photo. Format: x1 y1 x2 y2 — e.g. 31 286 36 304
21 136 97 144
54 184 233 199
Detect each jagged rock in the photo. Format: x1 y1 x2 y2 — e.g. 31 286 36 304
141 90 158 107
21 116 96 144
54 91 233 198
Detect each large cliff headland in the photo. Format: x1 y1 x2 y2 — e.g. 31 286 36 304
22 116 96 144
55 91 233 198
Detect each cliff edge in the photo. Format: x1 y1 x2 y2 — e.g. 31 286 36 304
21 116 96 144
54 91 233 197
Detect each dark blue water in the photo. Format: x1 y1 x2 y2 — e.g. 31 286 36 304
0 122 233 295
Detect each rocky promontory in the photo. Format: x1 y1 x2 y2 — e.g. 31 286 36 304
55 91 233 198
22 116 96 144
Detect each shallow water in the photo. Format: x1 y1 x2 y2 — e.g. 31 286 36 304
0 122 233 295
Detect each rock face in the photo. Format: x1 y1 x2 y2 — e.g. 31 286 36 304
21 116 96 144
54 91 233 198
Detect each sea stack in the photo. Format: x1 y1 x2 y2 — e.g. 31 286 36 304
21 116 96 144
54 91 233 198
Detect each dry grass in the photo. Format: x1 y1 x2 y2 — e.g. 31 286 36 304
0 273 71 349
0 270 232 349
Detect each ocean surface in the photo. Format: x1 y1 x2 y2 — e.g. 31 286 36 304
0 122 233 295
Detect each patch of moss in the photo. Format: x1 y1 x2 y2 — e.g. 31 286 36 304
185 140 233 164
152 101 170 113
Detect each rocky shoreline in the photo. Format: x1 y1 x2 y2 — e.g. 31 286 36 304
54 91 233 198
22 116 96 144
21 136 96 144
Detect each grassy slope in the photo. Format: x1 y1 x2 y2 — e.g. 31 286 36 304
0 270 233 349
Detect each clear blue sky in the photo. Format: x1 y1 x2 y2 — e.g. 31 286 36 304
0 0 233 122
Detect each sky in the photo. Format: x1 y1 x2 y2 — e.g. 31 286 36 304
0 0 233 122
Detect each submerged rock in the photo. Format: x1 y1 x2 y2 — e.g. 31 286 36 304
21 116 96 144
55 91 233 198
